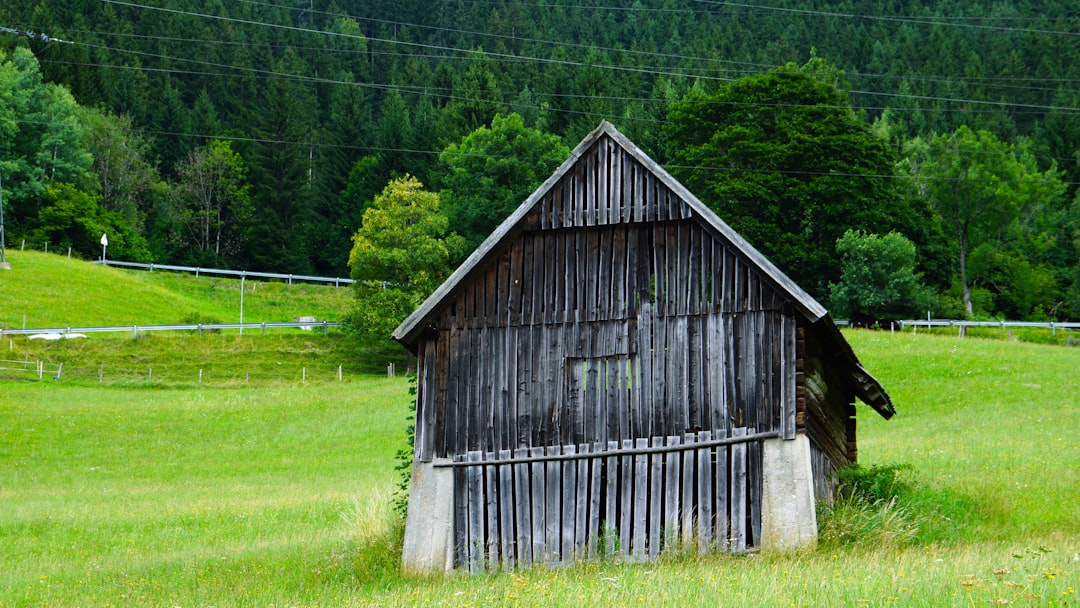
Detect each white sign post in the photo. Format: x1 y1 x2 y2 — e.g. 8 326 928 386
100 233 108 263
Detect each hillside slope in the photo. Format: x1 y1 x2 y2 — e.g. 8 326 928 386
0 251 352 329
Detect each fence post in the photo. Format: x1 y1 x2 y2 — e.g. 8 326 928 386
55 362 62 380
302 367 306 384
338 365 342 382
323 321 328 335
199 369 203 384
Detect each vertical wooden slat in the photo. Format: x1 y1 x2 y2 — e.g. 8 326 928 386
588 442 603 559
781 314 797 440
561 444 578 564
730 428 747 553
681 433 696 549
466 451 484 573
485 454 500 568
647 436 663 557
696 430 714 554
529 446 547 563
498 450 515 570
513 447 533 567
545 445 562 564
663 435 681 552
749 435 762 548
575 444 590 560
605 440 620 557
632 437 649 559
714 429 729 551
619 438 634 556
453 454 468 568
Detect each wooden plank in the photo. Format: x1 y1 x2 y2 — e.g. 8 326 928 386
545 445 562 564
672 316 688 433
529 446 547 563
574 444 590 560
605 440 620 557
612 225 627 321
749 436 762 548
664 435 681 552
498 450 515 569
485 454 499 569
598 137 609 225
561 444 578 564
416 339 436 461
647 436 663 557
781 315 797 440
632 437 649 559
618 438 634 556
466 451 485 573
714 429 729 551
586 228 599 322
588 442 603 559
453 454 468 568
513 447 533 567
597 228 612 322
682 433 696 549
586 145 597 227
730 428 747 553
433 330 449 458
696 430 714 554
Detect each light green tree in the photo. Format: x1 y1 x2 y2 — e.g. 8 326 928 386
348 175 463 340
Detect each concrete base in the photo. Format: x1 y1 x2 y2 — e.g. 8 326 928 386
0 262 11 270
760 435 817 551
401 459 455 574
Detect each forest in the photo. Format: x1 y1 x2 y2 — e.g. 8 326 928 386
1 0 1078 322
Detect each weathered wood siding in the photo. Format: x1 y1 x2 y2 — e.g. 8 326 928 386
449 430 765 570
412 134 802 566
798 324 859 502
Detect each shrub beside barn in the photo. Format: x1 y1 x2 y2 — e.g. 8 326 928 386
394 122 894 573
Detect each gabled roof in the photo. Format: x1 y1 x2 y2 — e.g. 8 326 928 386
392 121 893 419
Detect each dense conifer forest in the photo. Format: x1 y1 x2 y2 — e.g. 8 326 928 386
1 0 1079 321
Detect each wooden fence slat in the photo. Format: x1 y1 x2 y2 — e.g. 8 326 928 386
574 444 590 560
454 454 468 568
696 430 714 554
664 435 681 552
714 429 729 551
633 437 649 559
561 445 578 564
485 455 500 569
545 445 562 564
647 436 663 557
588 442 603 559
749 434 762 548
530 446 547 563
619 438 634 556
731 428 747 553
606 440 621 557
513 447 533 567
498 450 515 570
682 433 696 549
466 451 485 573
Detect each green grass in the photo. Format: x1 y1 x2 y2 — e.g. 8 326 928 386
2 332 1079 606
0 250 352 329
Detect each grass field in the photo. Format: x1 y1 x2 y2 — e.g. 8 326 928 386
2 330 1078 606
0 250 352 329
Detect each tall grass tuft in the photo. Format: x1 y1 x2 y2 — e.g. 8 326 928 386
818 464 921 550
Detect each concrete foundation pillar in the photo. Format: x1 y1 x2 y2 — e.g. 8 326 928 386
401 459 455 574
760 434 817 551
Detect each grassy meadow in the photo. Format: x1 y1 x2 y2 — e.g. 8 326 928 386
0 250 352 329
1 331 1078 606
1 252 1078 605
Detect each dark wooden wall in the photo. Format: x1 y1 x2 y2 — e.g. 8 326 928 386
409 134 807 566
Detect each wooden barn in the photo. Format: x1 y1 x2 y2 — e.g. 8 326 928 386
396 122 894 573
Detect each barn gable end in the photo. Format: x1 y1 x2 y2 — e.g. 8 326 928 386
397 122 892 573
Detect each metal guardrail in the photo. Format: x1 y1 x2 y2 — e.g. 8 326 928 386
0 321 345 338
897 319 1080 333
92 260 355 287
